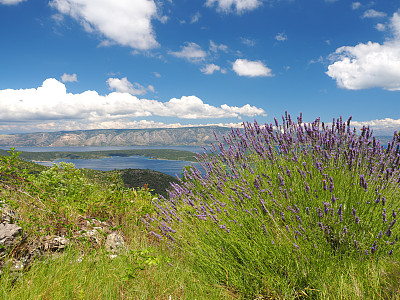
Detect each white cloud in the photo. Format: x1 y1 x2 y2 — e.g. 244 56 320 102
326 12 400 91
362 9 387 19
106 77 153 95
241 37 256 46
205 0 262 14
309 56 324 65
232 59 273 77
190 12 201 24
200 64 227 75
49 0 159 50
209 40 228 53
275 32 287 42
153 72 161 78
0 0 25 5
169 42 207 62
61 73 78 83
351 2 361 9
375 23 386 31
0 79 265 127
350 118 400 135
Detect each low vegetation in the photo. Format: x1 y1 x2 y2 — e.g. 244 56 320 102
1 113 400 299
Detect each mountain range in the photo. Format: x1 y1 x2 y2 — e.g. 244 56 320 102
0 127 232 147
0 126 394 148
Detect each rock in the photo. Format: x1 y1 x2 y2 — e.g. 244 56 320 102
0 223 22 250
1 204 19 224
82 227 104 245
105 232 125 253
42 236 70 251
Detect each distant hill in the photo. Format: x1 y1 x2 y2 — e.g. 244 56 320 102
0 127 232 147
0 127 394 148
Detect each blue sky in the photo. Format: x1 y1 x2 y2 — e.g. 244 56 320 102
0 0 399 135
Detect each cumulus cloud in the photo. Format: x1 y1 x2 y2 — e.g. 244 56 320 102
0 78 265 128
106 77 154 95
362 9 387 19
232 59 273 77
200 64 227 75
49 0 159 50
205 0 262 14
326 12 400 91
350 118 400 135
0 0 25 4
169 42 207 62
61 73 78 83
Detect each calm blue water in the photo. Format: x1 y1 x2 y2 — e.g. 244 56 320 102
35 156 203 177
0 146 207 177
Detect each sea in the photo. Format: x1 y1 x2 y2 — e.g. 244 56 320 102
0 146 208 177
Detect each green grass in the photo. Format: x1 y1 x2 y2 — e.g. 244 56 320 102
0 150 233 300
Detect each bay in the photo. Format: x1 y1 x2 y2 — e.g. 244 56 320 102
0 146 207 177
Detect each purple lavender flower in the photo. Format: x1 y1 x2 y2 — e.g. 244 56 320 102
323 202 329 215
382 208 387 223
322 180 327 191
343 226 348 234
278 173 285 186
304 182 310 194
286 166 292 178
389 219 397 228
351 207 357 216
370 241 377 254
263 224 268 236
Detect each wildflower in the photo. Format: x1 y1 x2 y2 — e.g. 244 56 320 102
322 180 327 191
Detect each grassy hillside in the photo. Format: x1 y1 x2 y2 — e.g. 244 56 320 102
1 116 400 299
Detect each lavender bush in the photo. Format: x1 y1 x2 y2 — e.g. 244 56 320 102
149 113 400 298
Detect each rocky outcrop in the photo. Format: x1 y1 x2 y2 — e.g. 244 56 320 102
0 223 22 254
0 204 125 274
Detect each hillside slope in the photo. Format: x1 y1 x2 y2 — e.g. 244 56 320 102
0 127 232 147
